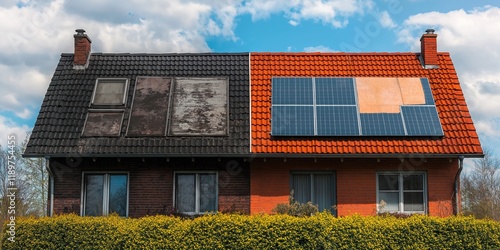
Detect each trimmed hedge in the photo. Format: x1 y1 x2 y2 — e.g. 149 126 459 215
2 213 499 249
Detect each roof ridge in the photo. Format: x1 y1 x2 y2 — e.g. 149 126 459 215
61 52 251 56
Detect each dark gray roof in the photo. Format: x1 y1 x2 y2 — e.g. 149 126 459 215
25 53 250 157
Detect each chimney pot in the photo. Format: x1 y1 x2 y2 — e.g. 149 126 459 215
425 28 435 34
73 28 92 69
75 29 86 35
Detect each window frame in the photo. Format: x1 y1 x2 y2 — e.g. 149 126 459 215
90 78 129 107
81 171 129 217
289 171 337 214
173 171 218 215
376 171 427 214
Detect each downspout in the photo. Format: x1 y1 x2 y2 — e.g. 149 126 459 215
45 156 54 217
453 155 465 215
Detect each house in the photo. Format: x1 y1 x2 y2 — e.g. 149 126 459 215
24 29 482 217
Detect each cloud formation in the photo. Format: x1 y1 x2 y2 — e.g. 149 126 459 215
398 6 500 147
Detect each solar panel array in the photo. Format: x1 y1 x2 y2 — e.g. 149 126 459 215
271 77 444 136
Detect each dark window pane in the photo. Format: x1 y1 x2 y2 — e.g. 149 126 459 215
403 192 424 211
85 175 104 216
379 192 399 212
292 174 311 204
109 175 127 216
199 174 217 212
403 175 424 190
313 174 334 212
176 174 195 213
378 175 399 190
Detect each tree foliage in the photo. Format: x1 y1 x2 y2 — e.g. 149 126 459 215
461 149 500 221
0 134 48 226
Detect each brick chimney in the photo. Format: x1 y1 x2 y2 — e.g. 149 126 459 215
420 29 438 69
73 29 91 70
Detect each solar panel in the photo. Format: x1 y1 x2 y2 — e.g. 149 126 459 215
360 113 405 136
317 106 359 135
316 78 356 105
271 77 444 137
272 78 313 105
402 106 444 136
272 106 314 136
127 77 171 136
420 78 435 105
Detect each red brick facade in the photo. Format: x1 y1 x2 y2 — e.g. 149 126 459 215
250 157 457 217
50 156 457 217
49 158 250 217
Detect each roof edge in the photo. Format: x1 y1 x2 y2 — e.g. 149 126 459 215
23 153 484 159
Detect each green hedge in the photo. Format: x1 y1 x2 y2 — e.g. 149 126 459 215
2 213 499 249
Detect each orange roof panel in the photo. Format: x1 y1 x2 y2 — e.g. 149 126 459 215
250 52 482 155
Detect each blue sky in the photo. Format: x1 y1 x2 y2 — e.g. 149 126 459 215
0 0 499 162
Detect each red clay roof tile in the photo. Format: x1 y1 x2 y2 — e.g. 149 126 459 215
250 52 482 155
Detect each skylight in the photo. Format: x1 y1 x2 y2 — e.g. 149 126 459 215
91 79 128 106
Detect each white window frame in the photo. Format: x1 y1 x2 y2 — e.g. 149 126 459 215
90 78 129 106
376 171 427 214
81 171 129 217
173 171 218 215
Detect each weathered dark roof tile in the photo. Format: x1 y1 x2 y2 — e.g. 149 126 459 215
25 53 250 157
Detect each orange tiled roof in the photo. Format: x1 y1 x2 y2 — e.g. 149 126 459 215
250 52 483 155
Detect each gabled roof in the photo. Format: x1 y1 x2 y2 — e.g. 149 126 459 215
24 53 250 157
250 52 483 156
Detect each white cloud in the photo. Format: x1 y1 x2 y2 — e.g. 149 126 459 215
0 0 244 123
289 20 299 26
378 10 396 28
0 64 49 119
0 115 30 149
303 45 336 52
397 6 500 146
242 0 373 28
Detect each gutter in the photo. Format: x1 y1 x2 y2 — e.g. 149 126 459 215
453 155 465 215
45 156 54 217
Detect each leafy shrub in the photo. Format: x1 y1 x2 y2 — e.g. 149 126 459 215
2 213 500 249
272 191 320 216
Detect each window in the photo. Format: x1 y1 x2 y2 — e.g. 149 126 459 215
174 172 217 214
91 79 128 106
290 172 336 213
82 173 128 216
83 78 129 136
377 172 427 213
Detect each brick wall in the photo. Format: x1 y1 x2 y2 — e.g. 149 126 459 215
49 157 249 217
250 157 458 217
